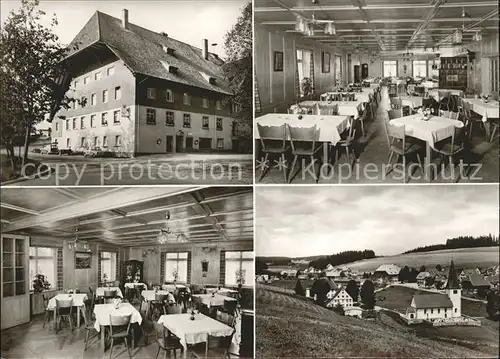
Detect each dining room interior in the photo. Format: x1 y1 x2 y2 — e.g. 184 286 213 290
254 0 499 184
0 186 254 358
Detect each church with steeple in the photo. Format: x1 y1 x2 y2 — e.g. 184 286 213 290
406 260 461 321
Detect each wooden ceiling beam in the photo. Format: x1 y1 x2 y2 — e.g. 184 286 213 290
0 203 40 216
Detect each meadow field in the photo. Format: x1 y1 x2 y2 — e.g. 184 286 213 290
344 247 499 272
256 285 499 357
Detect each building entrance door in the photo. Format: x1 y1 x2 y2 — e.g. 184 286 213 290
175 135 183 152
166 136 173 153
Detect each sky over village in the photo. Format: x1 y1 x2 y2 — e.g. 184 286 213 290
0 0 247 58
256 186 500 258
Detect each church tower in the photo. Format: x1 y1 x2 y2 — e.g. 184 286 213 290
445 259 461 318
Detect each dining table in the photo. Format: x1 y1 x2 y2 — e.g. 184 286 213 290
47 293 88 328
462 98 499 122
191 293 237 309
298 100 364 118
428 88 464 101
390 114 464 181
162 283 188 292
157 313 234 358
320 88 372 103
95 286 123 298
141 290 175 315
255 113 351 166
93 302 142 354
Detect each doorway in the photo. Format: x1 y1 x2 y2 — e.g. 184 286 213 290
175 135 183 152
361 63 369 79
199 137 212 150
166 135 173 153
185 137 193 151
354 65 361 83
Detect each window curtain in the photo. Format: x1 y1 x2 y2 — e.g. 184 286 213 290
254 70 262 114
310 53 315 93
219 250 226 286
295 55 301 99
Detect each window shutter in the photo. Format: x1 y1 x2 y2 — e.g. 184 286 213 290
115 252 119 283
57 248 63 290
187 251 192 284
160 252 166 283
219 250 226 286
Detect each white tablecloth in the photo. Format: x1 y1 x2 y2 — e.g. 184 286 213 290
47 293 88 310
162 284 188 292
428 89 464 101
321 89 372 103
192 294 237 308
390 114 463 149
95 287 123 298
93 303 142 332
422 81 438 89
463 99 499 122
141 290 175 302
299 101 363 118
158 313 233 345
124 282 147 289
255 114 351 146
389 96 423 109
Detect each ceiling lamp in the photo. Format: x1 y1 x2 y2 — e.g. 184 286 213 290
295 16 306 33
68 224 90 252
324 22 336 35
157 210 188 244
453 29 463 44
474 31 482 42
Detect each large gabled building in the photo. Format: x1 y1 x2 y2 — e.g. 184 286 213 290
51 9 242 155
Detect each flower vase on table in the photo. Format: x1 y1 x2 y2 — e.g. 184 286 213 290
190 309 195 321
480 93 491 103
417 107 433 121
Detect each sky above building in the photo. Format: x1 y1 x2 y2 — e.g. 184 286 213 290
256 186 499 257
0 0 248 58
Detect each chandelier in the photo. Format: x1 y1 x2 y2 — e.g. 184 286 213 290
400 49 414 62
157 210 188 244
294 0 336 37
474 31 482 42
67 224 90 251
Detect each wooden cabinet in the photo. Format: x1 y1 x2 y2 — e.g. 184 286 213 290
122 260 144 284
439 56 468 91
1 234 30 329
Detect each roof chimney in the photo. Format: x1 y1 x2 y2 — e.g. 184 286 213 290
202 39 208 60
122 9 129 29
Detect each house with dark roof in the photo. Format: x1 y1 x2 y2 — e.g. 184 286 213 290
406 260 462 322
51 9 242 155
325 288 354 309
461 274 492 292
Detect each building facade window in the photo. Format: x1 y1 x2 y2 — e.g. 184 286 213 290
66 138 71 148
103 136 108 147
101 112 108 126
165 111 174 126
183 93 191 105
412 60 427 78
29 247 56 290
164 252 188 282
114 86 121 100
74 80 79 88
94 71 102 81
107 66 115 76
202 97 209 108
91 93 96 106
115 135 121 147
383 60 398 77
72 118 77 129
217 138 224 148
81 137 86 147
91 115 96 128
65 119 69 130
146 109 156 125
102 90 108 103
100 252 117 282
225 251 253 286
80 116 85 129
55 122 59 131
183 114 191 128
94 136 98 147
113 110 120 125
166 89 173 102
216 100 222 110
84 76 89 84
202 116 209 129
216 118 223 131
147 88 156 99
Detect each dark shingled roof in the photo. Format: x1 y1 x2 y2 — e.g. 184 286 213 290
464 274 491 287
66 11 231 95
412 294 453 309
445 260 460 289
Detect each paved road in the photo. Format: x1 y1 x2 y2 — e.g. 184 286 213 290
4 153 253 185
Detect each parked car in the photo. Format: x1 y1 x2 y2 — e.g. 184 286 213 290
40 143 60 155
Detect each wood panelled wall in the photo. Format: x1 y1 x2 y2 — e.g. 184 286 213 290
128 240 253 286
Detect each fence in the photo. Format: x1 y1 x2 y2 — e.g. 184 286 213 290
432 316 481 327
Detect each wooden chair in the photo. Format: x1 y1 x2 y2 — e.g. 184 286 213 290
388 109 403 120
367 93 375 120
256 123 289 182
103 289 118 304
150 293 169 321
190 331 235 359
434 122 469 182
438 90 451 111
166 303 182 315
154 323 183 359
55 298 74 333
287 124 322 183
489 118 499 143
390 97 402 109
462 101 486 140
108 313 132 359
42 294 54 329
332 117 356 167
358 104 369 137
216 310 236 328
441 111 459 120
86 287 95 317
383 121 423 183
84 313 99 351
